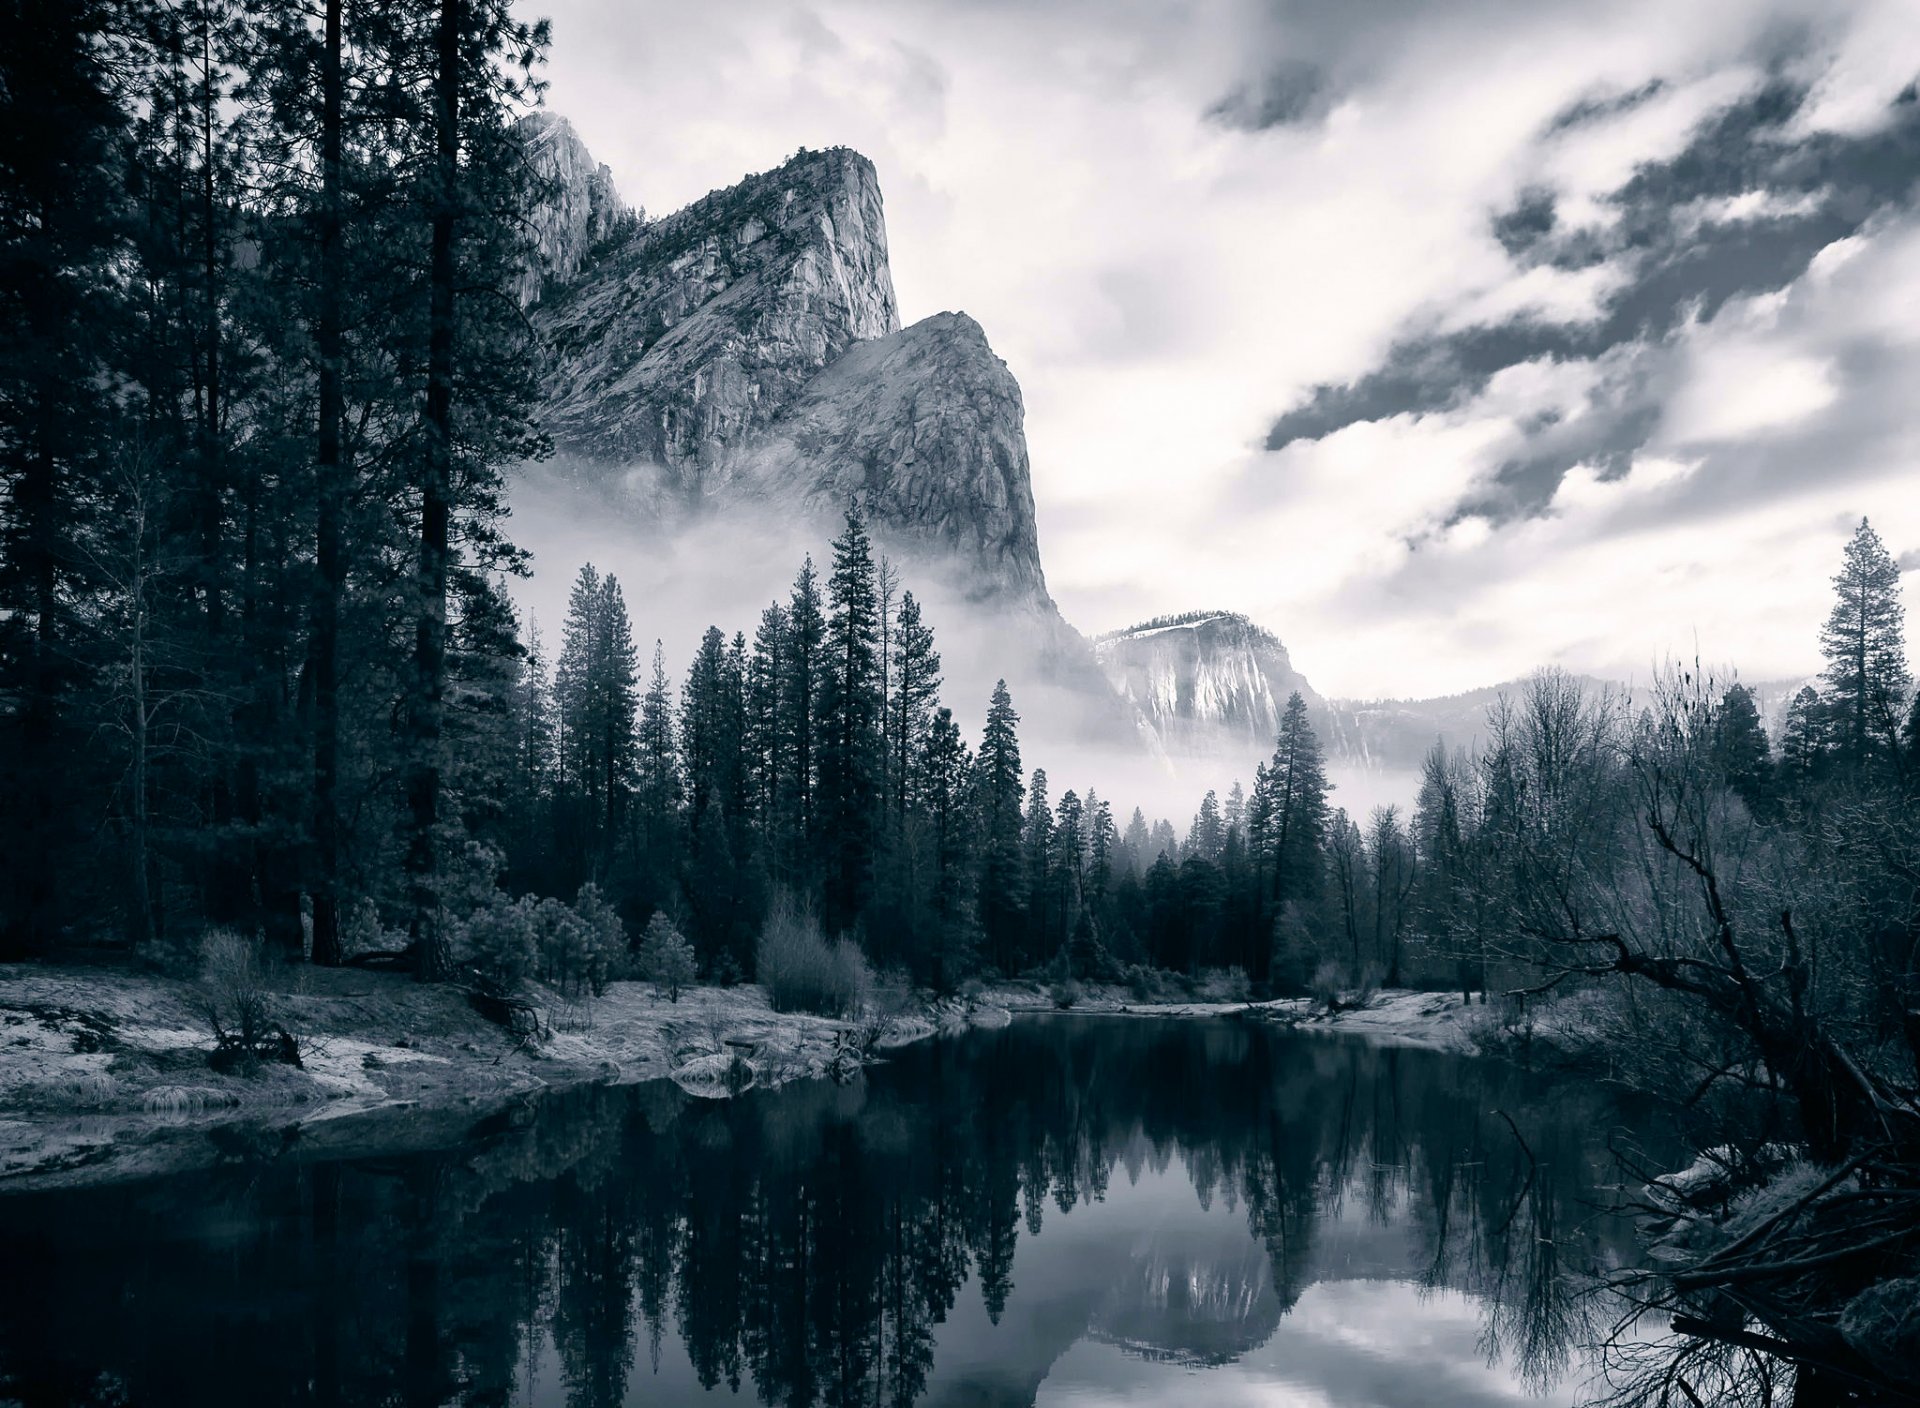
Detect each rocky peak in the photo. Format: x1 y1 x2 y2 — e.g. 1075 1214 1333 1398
1094 611 1316 755
512 112 636 306
520 128 1142 747
737 310 1046 599
534 144 900 470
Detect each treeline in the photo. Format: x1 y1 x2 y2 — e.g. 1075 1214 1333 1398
0 0 550 973
479 512 1390 995
1123 518 1920 1010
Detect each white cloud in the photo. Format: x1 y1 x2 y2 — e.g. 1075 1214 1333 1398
1662 344 1837 443
532 0 1920 700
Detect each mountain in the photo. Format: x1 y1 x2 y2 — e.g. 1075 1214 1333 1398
531 144 899 474
512 113 636 306
1093 612 1316 757
511 123 1136 749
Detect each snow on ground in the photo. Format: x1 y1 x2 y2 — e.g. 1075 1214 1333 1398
0 965 962 1191
973 982 1523 1053
1 964 1582 1192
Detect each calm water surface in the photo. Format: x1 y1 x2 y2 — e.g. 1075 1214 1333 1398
0 1016 1675 1407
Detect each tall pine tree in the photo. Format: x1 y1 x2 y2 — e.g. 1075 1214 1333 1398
1821 517 1910 770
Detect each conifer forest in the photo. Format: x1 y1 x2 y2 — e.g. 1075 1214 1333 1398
3 2 1919 1406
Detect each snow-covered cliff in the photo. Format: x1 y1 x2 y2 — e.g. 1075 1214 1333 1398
1094 612 1317 757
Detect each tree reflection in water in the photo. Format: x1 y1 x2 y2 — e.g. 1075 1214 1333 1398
0 1018 1673 1407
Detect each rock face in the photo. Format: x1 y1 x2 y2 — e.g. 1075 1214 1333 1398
533 145 901 477
1094 612 1316 756
518 129 1135 742
512 113 635 306
737 311 1044 599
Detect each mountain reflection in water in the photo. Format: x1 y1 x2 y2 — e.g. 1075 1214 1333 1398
0 1016 1673 1407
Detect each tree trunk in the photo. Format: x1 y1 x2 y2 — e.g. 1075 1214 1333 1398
128 492 156 953
309 0 346 966
408 0 458 982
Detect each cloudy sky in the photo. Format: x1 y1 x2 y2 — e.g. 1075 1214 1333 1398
534 0 1919 699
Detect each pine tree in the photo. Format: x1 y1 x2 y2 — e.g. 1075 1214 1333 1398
1821 518 1910 769
817 509 883 930
400 0 549 978
635 640 681 882
554 565 638 857
1253 692 1331 985
746 602 788 842
889 590 942 821
1712 683 1774 814
1188 790 1224 861
974 680 1025 973
1122 808 1150 876
1780 685 1831 786
1224 781 1245 837
780 557 825 879
681 626 742 832
0 0 133 955
1021 767 1054 964
1086 795 1116 906
922 705 974 988
1055 789 1087 927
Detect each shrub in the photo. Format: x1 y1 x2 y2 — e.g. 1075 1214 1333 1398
1195 966 1251 1003
199 930 299 1073
756 899 871 1017
1310 960 1349 1011
568 884 627 996
456 885 627 997
1050 978 1082 1009
1126 965 1157 1003
457 895 541 985
1355 961 1385 1006
636 912 697 1001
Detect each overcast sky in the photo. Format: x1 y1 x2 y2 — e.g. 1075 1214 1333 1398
531 0 1919 699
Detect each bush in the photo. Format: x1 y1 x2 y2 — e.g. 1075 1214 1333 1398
1194 966 1251 1003
456 885 627 997
1050 978 1082 1009
636 912 697 1001
457 895 541 985
756 899 871 1017
199 930 299 1073
1310 960 1349 1010
1355 961 1385 1006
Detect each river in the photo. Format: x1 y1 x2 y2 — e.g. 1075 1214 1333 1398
0 1014 1677 1407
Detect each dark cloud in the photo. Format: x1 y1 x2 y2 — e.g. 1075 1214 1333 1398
1491 187 1557 256
1263 76 1920 519
1207 60 1329 130
1544 77 1669 134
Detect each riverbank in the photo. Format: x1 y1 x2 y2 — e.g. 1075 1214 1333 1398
977 982 1609 1058
1 965 1606 1194
0 963 971 1192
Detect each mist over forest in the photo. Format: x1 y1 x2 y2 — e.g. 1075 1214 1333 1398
3 2 1919 1406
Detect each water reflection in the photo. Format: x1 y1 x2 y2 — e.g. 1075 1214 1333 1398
0 1017 1669 1407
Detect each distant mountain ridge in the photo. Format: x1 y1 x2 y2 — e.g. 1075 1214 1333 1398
1093 611 1316 757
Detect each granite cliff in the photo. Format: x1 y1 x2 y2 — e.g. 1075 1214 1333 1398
1093 612 1317 758
513 124 1129 745
512 113 635 306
